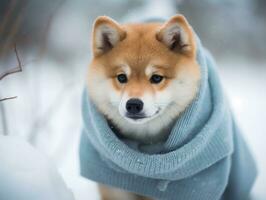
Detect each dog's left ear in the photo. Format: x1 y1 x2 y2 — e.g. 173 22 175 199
92 16 126 57
156 15 196 57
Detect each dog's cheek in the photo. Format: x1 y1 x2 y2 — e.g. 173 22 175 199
152 78 171 91
154 87 173 108
108 88 121 107
87 73 115 109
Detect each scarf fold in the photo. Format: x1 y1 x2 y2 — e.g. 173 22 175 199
79 38 257 200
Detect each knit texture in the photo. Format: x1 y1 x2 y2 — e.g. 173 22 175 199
79 38 257 200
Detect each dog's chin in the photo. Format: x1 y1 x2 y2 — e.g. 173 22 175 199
121 109 161 124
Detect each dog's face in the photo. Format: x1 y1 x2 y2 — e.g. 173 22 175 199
87 15 200 140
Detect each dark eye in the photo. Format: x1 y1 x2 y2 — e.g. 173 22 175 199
150 74 164 84
117 74 128 83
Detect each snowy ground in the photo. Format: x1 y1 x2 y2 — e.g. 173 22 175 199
219 59 266 200
0 0 265 199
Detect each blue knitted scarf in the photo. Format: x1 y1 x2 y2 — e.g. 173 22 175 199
79 39 257 200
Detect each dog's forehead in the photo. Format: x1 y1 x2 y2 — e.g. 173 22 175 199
115 23 178 71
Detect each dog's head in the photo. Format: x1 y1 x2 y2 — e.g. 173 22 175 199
87 15 200 140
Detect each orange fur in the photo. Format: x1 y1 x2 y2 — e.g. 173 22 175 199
87 14 200 200
99 184 152 200
88 15 199 105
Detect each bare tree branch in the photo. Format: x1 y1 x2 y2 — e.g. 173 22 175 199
0 45 22 81
0 44 22 102
0 96 17 102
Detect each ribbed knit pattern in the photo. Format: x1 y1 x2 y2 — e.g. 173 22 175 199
79 38 257 200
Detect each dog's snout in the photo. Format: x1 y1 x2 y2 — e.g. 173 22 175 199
126 98 143 114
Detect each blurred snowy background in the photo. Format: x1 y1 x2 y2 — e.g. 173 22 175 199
0 0 265 199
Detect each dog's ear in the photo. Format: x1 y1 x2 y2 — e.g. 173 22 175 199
92 16 126 57
156 15 196 57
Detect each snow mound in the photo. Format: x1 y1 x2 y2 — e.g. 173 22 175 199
0 136 74 200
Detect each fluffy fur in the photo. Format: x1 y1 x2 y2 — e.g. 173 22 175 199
87 15 200 143
87 14 200 200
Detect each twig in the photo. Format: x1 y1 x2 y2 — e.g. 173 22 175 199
0 96 17 102
0 45 22 102
0 44 22 81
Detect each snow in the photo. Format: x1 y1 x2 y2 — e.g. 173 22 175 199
0 0 265 199
219 60 266 200
0 135 74 200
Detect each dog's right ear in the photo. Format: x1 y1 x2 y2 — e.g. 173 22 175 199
156 15 196 58
92 16 126 57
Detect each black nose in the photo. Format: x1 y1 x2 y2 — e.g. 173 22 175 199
126 98 144 114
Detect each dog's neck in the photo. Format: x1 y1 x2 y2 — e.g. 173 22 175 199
107 106 180 144
110 120 176 145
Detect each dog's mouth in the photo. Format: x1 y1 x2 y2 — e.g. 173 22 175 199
124 109 161 123
126 114 146 120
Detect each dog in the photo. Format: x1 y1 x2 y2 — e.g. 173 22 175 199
81 14 257 200
87 14 199 200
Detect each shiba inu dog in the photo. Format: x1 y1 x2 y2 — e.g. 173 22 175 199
87 14 200 200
